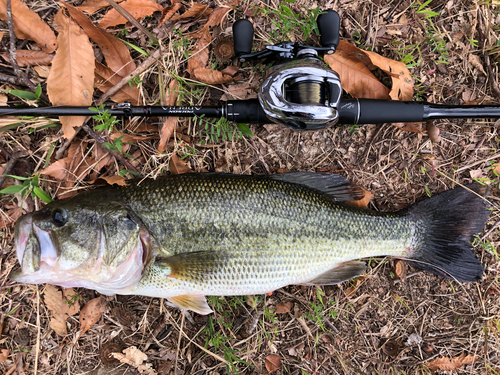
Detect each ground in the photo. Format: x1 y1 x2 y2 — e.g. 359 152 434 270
0 0 499 374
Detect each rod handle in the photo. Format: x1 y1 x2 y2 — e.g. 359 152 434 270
317 10 340 50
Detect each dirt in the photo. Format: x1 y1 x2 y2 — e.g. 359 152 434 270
0 0 499 374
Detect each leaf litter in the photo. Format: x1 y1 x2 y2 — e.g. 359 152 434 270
0 0 499 374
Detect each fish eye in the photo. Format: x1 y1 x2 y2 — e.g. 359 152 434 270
51 208 67 227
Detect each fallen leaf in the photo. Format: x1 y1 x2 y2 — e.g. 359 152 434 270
493 162 500 175
220 65 239 76
158 79 179 152
78 297 106 338
394 260 407 280
158 3 181 27
427 353 478 372
265 354 282 373
99 0 163 29
170 154 193 175
99 175 128 186
95 61 140 105
0 349 9 361
275 301 293 314
190 0 239 38
170 2 212 21
468 54 486 76
324 41 390 100
0 203 24 229
77 0 125 14
187 27 211 76
344 187 373 209
0 50 52 67
192 66 233 84
0 0 57 52
427 122 441 143
112 346 157 375
469 169 485 179
40 159 68 180
64 3 136 77
34 65 50 78
221 83 257 100
47 10 95 139
44 285 80 336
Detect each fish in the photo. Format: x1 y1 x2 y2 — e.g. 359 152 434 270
11 172 490 314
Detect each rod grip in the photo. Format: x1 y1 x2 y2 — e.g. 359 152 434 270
317 10 340 49
226 99 269 124
338 99 425 124
233 19 254 56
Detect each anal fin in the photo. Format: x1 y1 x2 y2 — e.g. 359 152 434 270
304 261 366 286
167 295 213 315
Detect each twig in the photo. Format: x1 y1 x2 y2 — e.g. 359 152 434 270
0 71 26 86
0 150 28 189
461 134 487 164
81 123 142 177
97 48 162 105
479 219 500 242
476 8 500 98
5 0 49 103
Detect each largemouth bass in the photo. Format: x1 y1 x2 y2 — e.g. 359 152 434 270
11 173 489 314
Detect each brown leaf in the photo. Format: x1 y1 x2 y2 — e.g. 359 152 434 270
324 41 390 100
427 122 441 143
99 0 163 29
344 187 373 209
47 10 95 139
394 260 407 280
0 349 9 361
77 0 125 15
0 203 24 229
170 2 212 21
468 54 486 76
170 154 193 175
0 50 52 67
64 3 136 77
192 67 233 84
493 162 500 175
221 83 257 100
95 61 140 105
469 169 485 179
265 354 282 373
220 65 239 77
78 296 106 338
34 65 50 78
158 79 179 152
187 27 211 75
158 3 181 27
40 158 67 180
99 175 128 186
275 301 293 314
0 0 57 52
427 353 478 372
112 346 156 374
44 285 80 336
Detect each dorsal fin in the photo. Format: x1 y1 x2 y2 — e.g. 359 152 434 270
302 261 366 285
155 251 226 282
268 172 364 201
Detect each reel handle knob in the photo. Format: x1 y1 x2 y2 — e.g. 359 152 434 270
233 19 254 57
317 10 340 50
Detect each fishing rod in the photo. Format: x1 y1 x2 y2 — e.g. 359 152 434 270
1 10 500 131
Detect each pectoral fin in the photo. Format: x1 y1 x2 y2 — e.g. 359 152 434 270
304 261 366 285
155 251 226 282
167 295 213 315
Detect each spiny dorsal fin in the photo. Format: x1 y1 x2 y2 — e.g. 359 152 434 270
155 251 225 282
167 295 213 315
303 260 366 285
268 172 364 201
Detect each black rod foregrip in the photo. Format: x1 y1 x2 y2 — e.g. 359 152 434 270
338 99 425 124
317 10 340 49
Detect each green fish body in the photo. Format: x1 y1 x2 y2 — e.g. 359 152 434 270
12 173 489 314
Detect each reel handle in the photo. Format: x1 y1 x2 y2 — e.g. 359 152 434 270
233 19 254 56
317 10 340 50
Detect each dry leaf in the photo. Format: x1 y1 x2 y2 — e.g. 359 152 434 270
0 50 52 67
170 2 212 21
190 0 239 38
77 0 125 15
99 0 163 29
40 158 67 180
275 301 293 314
427 122 441 143
44 285 80 336
0 0 57 52
265 354 282 373
158 79 179 152
170 154 193 175
64 3 136 77
47 10 95 139
468 54 486 76
0 349 9 361
0 203 24 229
394 260 407 280
493 162 500 175
221 83 257 100
112 346 157 375
78 296 106 338
187 27 211 76
34 65 50 78
324 41 390 100
100 175 128 186
344 187 373 209
95 61 140 105
469 169 485 179
192 67 233 84
427 353 478 372
158 3 181 27
220 65 239 76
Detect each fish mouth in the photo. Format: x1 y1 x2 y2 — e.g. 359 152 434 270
14 213 33 266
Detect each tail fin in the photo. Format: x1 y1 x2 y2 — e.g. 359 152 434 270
406 184 489 282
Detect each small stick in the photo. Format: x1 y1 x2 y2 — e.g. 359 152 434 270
97 48 162 105
0 150 28 189
479 219 500 242
0 71 26 86
476 8 500 98
81 123 142 177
